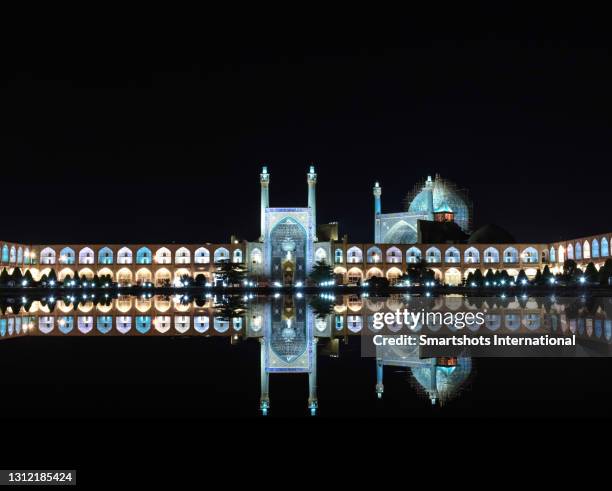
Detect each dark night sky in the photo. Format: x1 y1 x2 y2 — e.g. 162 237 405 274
3 24 612 245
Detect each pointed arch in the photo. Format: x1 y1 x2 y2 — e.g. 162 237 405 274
154 268 172 286
549 246 556 263
583 240 591 259
347 267 363 284
347 246 363 263
567 243 574 260
521 247 538 263
97 267 114 280
385 246 402 264
135 268 152 284
592 239 600 258
136 247 152 264
383 219 418 244
444 267 462 286
601 237 609 257
59 247 76 264
155 247 172 264
315 247 327 262
1 244 9 263
444 247 460 263
232 249 243 263
116 267 133 285
406 246 421 264
464 246 480 264
98 247 113 264
117 247 133 264
40 247 56 265
426 247 441 263
366 246 382 263
503 247 518 264
334 248 343 264
9 246 16 263
575 242 582 260
366 267 384 279
214 247 230 263
175 247 191 264
250 247 262 265
385 266 403 284
78 247 94 264
483 247 499 263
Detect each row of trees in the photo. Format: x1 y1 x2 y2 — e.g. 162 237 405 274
0 267 114 289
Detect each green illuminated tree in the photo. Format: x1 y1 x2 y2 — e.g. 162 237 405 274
308 260 334 284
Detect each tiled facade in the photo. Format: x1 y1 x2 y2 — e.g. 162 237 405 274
1 232 610 286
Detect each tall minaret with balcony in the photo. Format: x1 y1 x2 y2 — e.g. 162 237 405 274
373 181 382 243
307 165 317 241
259 166 270 242
424 175 434 220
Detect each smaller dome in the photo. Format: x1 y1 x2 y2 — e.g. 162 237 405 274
434 201 453 213
468 224 516 244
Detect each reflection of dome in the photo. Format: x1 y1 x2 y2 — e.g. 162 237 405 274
468 224 516 244
411 358 472 405
406 175 472 233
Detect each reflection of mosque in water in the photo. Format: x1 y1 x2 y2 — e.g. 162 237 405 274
2 294 612 413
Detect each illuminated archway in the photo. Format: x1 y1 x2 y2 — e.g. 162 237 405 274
135 268 152 284
116 268 133 285
444 268 462 286
154 268 172 286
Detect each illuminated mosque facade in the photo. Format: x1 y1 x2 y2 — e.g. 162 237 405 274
1 166 611 287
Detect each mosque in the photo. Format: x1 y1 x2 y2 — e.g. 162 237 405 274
0 166 611 286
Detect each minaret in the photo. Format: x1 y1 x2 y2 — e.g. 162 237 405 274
425 175 434 220
259 338 270 415
307 165 317 241
308 337 318 416
376 357 384 399
259 166 270 242
373 182 382 243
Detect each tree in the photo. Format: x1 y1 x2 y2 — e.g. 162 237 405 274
563 259 577 278
63 274 73 287
485 269 495 283
599 259 612 286
473 269 484 286
0 268 9 287
194 274 208 287
584 262 598 283
11 268 23 285
367 275 390 289
48 269 58 285
534 269 542 285
541 265 553 285
23 270 34 285
215 260 247 286
516 269 529 285
308 260 334 284
465 271 474 286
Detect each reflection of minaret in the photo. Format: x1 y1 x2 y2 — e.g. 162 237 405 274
375 357 384 399
259 338 270 415
373 182 382 243
308 337 318 416
259 166 270 242
428 364 438 406
307 165 317 241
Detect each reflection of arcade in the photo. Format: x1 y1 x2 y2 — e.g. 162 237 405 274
376 341 472 406
260 295 318 415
